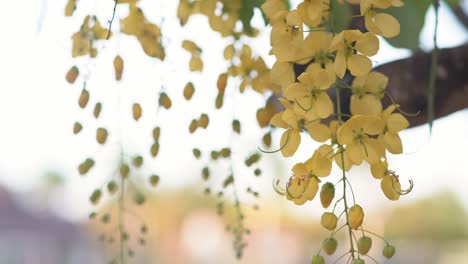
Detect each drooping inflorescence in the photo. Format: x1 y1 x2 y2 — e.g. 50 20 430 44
262 0 413 262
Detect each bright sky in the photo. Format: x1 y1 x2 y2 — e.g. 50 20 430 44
0 0 467 221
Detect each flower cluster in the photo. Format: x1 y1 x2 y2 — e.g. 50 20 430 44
263 0 410 262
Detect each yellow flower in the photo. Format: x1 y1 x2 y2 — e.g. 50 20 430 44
285 146 333 205
337 115 385 165
350 71 388 115
297 0 330 28
378 105 409 154
284 70 334 119
360 0 402 38
331 30 379 78
261 0 288 24
270 10 306 62
381 172 401 200
286 174 320 205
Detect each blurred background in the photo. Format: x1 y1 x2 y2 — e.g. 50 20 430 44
0 0 467 263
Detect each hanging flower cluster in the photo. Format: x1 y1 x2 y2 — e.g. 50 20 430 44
263 0 412 262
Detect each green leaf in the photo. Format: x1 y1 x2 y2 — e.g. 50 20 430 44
240 0 265 35
385 0 432 50
331 0 352 33
444 0 460 7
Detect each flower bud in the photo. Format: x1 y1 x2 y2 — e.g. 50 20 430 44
149 174 160 187
183 82 195 100
349 205 364 229
232 120 241 134
114 55 124 81
93 102 102 119
78 158 95 175
89 189 102 205
132 103 142 121
322 237 338 255
78 89 89 108
152 127 160 141
120 163 130 179
357 236 372 255
311 255 325 264
107 181 118 194
66 66 79 84
159 92 172 109
320 182 335 208
383 245 396 259
96 127 108 145
199 113 209 128
132 155 144 168
73 122 82 134
150 142 160 157
321 212 338 231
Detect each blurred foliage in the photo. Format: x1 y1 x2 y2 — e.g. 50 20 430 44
385 191 468 240
386 0 432 50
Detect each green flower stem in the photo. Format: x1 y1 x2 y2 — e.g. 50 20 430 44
118 173 126 264
362 229 390 245
335 83 356 259
428 0 439 132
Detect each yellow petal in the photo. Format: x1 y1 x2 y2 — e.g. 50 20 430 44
362 138 385 164
347 141 364 165
350 94 382 116
343 30 362 43
337 122 354 145
364 13 382 36
285 82 308 101
383 132 403 154
360 0 372 15
381 175 401 200
330 31 345 51
306 123 331 142
347 115 384 135
374 0 393 9
335 150 352 171
303 176 320 200
282 109 300 129
348 54 372 76
281 129 301 157
292 162 309 176
308 151 332 177
270 112 289 128
189 56 203 72
364 71 388 93
375 13 400 38
334 50 347 78
355 32 379 57
315 93 334 119
271 61 296 88
371 160 388 179
387 113 409 132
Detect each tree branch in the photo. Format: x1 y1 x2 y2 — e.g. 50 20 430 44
334 44 468 128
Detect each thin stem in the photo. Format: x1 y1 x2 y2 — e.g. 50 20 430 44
428 0 439 132
335 83 355 259
333 251 352 264
107 0 119 39
118 175 126 264
332 197 344 213
362 229 390 245
345 177 356 205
